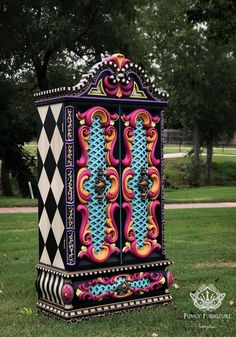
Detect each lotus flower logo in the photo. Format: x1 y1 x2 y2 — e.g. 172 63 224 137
190 284 225 311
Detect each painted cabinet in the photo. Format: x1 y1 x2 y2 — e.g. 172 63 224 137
35 54 173 321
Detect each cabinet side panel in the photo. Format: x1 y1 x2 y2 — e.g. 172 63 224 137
37 103 65 269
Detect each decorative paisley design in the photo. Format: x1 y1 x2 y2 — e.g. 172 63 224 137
76 271 166 302
103 54 134 98
76 168 91 204
103 74 134 98
76 106 120 264
106 168 119 202
122 126 133 166
122 108 161 259
104 126 119 166
105 202 119 242
77 106 118 127
148 167 161 200
146 127 160 166
77 204 91 245
76 125 90 168
122 108 159 128
122 167 135 201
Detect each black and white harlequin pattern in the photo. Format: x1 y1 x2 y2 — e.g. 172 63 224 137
37 103 65 269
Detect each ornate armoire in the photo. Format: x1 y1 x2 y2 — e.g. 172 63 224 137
35 53 173 320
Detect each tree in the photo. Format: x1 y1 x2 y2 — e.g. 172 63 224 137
0 75 36 196
141 0 236 185
0 0 146 90
0 0 148 196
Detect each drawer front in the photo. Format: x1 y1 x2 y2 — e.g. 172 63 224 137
74 270 172 303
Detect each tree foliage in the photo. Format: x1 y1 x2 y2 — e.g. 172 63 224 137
141 0 236 185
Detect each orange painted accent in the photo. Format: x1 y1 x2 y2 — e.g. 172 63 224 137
134 111 151 126
134 241 153 257
77 168 90 204
112 53 125 68
91 245 110 262
149 166 160 200
147 215 158 237
105 204 118 241
91 109 108 124
122 167 134 202
116 87 123 98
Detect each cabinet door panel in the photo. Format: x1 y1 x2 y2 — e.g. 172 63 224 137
76 106 120 266
122 108 162 261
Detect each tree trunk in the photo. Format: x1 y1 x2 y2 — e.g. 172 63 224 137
192 123 201 186
1 159 13 196
33 56 49 90
35 65 49 90
205 138 213 185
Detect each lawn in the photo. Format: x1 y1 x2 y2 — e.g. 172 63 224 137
164 145 236 155
0 185 235 208
0 209 235 337
0 197 38 207
165 186 236 203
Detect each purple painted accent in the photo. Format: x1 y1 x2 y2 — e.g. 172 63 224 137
66 205 75 229
66 231 76 266
65 106 74 142
65 105 76 266
35 95 168 107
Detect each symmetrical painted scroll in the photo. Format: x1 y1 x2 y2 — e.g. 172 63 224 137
76 106 120 263
76 271 167 301
122 109 161 258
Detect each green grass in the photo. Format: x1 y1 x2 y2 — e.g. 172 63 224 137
1 185 235 207
165 186 236 203
164 144 236 155
0 197 38 207
0 209 235 337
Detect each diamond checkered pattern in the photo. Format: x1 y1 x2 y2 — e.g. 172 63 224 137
37 103 65 269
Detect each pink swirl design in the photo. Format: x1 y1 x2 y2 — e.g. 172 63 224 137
122 167 135 201
106 168 119 202
104 126 119 166
76 125 90 167
148 167 161 199
147 200 160 239
77 106 118 127
122 109 159 128
79 242 119 264
103 75 134 97
146 127 160 166
104 55 130 68
166 271 173 287
76 168 91 204
76 271 166 302
122 202 135 241
105 202 119 242
77 204 91 245
123 239 161 258
122 127 133 166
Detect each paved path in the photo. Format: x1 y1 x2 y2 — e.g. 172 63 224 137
0 202 236 213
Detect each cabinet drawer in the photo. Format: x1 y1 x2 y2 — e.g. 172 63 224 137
74 270 172 303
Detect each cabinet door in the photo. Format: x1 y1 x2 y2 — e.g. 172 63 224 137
76 105 121 267
121 108 163 262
